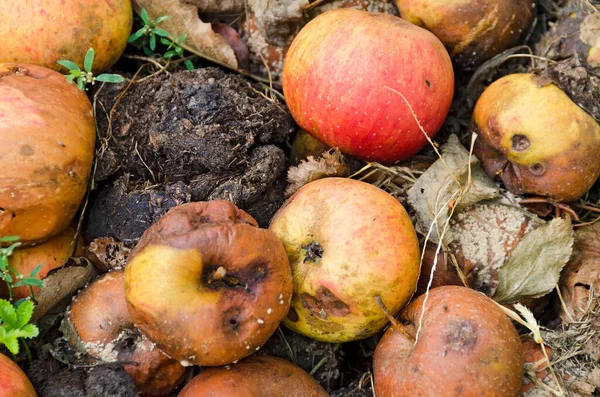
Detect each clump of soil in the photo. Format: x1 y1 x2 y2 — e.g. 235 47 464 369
84 67 294 244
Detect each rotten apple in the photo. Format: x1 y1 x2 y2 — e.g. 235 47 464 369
269 177 420 343
178 356 328 397
0 353 37 397
282 8 454 164
0 64 95 245
125 201 293 366
472 73 600 202
395 0 535 70
62 270 186 397
373 286 523 397
0 0 132 74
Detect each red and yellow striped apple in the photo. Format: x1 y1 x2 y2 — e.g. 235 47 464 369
282 8 454 164
0 353 37 397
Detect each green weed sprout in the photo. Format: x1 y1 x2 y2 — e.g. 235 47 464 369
58 48 125 91
128 8 171 56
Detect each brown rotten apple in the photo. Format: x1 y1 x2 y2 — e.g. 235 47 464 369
395 0 534 70
373 286 523 397
283 8 454 164
125 201 293 366
269 177 420 343
178 356 328 397
0 64 95 245
62 270 186 397
472 73 600 202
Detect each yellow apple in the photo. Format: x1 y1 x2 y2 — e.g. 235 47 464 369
269 177 420 342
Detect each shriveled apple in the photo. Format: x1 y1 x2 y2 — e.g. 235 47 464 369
472 73 600 202
0 353 37 397
395 0 535 69
283 8 454 164
178 356 328 397
125 201 293 366
0 0 132 73
269 177 420 343
0 64 95 245
373 286 523 397
61 270 186 397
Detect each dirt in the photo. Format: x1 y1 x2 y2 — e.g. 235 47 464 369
84 67 294 245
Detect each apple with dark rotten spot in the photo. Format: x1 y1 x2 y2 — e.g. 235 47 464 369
269 177 421 343
282 8 454 164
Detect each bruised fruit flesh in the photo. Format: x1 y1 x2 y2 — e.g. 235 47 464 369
125 201 293 366
373 286 523 397
395 0 535 69
473 73 600 202
62 271 186 397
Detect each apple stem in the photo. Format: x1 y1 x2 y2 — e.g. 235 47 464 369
210 266 227 282
375 295 415 343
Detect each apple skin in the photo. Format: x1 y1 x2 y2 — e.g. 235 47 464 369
0 63 95 245
0 353 37 397
395 0 534 70
125 201 293 366
0 227 84 301
178 356 328 397
63 270 186 397
472 73 600 202
373 286 523 397
282 8 454 164
269 177 420 343
0 0 132 74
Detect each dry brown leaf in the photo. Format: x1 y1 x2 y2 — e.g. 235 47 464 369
285 148 349 197
32 258 93 321
85 237 131 273
560 221 600 322
133 0 239 69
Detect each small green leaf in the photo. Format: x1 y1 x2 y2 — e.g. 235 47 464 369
17 323 39 339
95 74 126 83
177 34 187 44
66 75 76 84
0 300 17 328
77 78 85 91
13 298 27 309
149 34 156 51
160 37 171 46
29 264 43 278
140 8 150 24
3 242 22 257
128 29 145 43
4 273 12 284
142 46 155 57
57 60 80 72
163 50 176 59
1 335 19 355
13 277 43 288
84 49 95 73
0 236 19 243
154 28 170 38
15 300 33 328
155 15 171 24
184 60 195 70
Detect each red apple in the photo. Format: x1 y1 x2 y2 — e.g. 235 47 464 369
269 177 420 343
373 286 523 397
282 8 454 164
0 353 37 397
125 201 293 366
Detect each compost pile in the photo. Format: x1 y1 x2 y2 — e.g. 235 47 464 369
1 0 600 397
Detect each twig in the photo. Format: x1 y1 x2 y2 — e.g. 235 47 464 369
375 295 415 343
